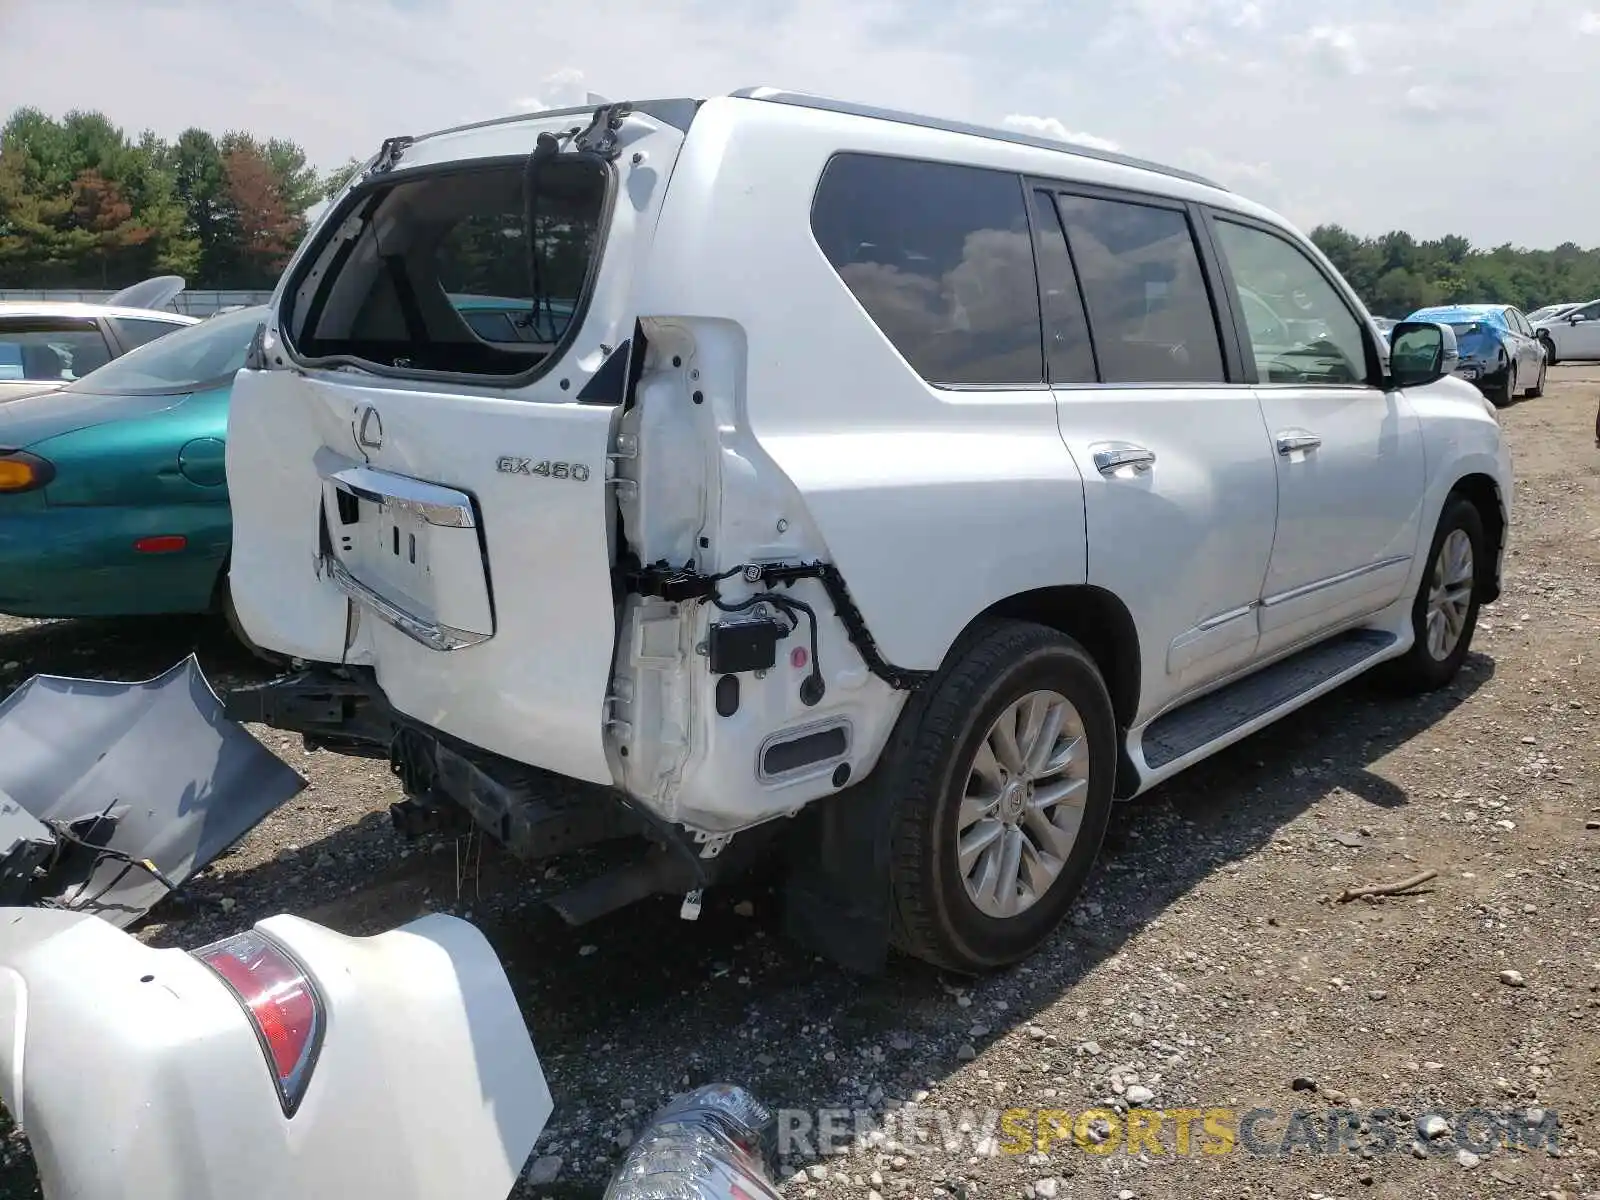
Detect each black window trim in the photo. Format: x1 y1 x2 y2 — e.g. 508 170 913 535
1196 206 1384 391
1025 177 1247 390
277 152 620 394
808 150 1051 393
1025 185 1101 387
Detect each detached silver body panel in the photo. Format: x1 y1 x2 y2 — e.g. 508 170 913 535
0 654 306 924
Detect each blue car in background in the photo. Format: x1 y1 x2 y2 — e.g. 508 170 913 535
1406 303 1547 405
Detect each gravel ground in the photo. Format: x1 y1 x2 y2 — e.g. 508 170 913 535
4 366 1600 1200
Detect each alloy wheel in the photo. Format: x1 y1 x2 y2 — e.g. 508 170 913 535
957 689 1090 918
1425 528 1474 661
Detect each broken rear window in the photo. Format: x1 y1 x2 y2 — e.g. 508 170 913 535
285 157 606 380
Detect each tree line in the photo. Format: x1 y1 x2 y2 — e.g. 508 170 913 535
2 106 1597 310
0 108 362 290
1308 225 1600 317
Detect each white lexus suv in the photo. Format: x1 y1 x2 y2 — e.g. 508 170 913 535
223 89 1512 974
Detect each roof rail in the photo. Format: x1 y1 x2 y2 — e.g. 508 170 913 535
728 87 1225 192
412 98 702 146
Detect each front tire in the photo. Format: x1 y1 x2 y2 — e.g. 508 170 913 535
1381 496 1484 694
218 568 286 666
1539 334 1558 366
886 621 1116 974
1528 354 1547 398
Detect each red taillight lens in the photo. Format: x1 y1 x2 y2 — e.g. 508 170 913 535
0 449 55 493
193 929 324 1115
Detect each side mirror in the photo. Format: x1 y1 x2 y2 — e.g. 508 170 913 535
1571 314 1588 324
1388 321 1459 388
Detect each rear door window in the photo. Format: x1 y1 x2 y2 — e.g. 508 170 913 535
1048 193 1226 384
0 319 113 381
286 158 608 380
811 153 1044 387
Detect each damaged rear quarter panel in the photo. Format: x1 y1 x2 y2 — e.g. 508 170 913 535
634 98 1090 676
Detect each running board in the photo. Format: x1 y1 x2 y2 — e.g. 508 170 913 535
1141 629 1398 771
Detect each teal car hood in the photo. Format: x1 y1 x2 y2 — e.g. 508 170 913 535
0 387 188 450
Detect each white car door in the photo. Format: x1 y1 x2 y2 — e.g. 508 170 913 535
1032 185 1280 721
1556 300 1600 360
1204 213 1427 658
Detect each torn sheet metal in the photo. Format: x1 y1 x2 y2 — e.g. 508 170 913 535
0 654 307 926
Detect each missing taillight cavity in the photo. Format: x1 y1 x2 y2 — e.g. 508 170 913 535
193 929 325 1115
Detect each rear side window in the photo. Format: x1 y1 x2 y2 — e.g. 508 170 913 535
111 316 187 351
0 319 113 381
811 154 1044 387
1049 194 1225 385
286 158 607 379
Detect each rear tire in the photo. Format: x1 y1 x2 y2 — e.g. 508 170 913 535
885 621 1116 974
1490 362 1517 407
1380 496 1484 695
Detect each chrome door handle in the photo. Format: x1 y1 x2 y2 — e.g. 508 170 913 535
1275 430 1322 455
1092 444 1157 475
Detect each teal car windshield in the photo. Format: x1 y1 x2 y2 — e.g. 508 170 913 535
63 305 265 396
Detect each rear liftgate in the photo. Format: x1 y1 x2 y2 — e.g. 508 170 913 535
0 655 305 924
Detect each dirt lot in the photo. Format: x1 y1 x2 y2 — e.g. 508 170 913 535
3 367 1600 1200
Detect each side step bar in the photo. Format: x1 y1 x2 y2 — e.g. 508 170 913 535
1141 628 1398 771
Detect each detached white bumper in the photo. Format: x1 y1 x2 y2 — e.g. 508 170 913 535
0 908 551 1200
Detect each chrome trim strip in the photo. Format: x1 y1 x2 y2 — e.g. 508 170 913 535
1198 603 1255 631
323 464 477 529
1260 555 1411 609
318 554 490 652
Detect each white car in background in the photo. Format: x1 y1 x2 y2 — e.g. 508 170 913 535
1534 297 1600 363
1525 302 1581 325
0 277 198 403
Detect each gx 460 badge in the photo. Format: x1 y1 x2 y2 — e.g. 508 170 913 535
496 457 591 482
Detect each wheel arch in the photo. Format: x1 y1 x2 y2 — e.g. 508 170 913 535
969 585 1143 796
1449 472 1505 604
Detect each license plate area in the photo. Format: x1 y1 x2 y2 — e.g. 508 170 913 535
317 459 495 649
330 486 434 606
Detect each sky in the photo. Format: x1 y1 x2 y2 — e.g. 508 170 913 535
3 0 1597 248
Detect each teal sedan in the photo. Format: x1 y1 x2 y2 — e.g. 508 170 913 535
0 306 264 621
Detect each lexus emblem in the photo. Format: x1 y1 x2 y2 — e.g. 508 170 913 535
355 406 384 454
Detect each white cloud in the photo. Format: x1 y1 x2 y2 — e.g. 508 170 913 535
1001 114 1120 152
0 0 1595 248
513 68 589 113
1402 84 1445 114
1302 24 1365 75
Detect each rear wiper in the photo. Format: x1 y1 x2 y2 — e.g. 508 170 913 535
523 132 566 342
520 104 633 341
